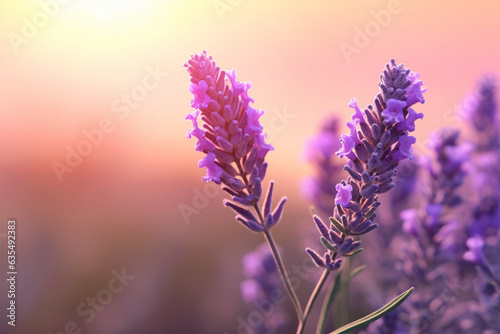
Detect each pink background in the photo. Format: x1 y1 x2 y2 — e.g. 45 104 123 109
0 1 499 333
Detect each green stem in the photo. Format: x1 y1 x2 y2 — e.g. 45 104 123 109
342 258 352 325
316 272 340 334
296 269 330 334
262 229 304 323
233 161 303 323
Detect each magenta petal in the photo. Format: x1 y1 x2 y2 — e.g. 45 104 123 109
185 110 214 152
245 106 264 136
406 71 426 107
382 99 406 125
348 98 366 124
335 183 353 207
189 80 211 109
254 133 274 159
198 152 225 183
392 135 416 161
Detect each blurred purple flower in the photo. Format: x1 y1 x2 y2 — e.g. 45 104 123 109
301 115 343 219
240 244 287 333
463 236 487 266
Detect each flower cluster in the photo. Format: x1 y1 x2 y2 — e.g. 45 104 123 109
462 76 500 238
458 77 500 332
306 59 425 271
360 128 471 333
240 244 288 333
185 51 286 232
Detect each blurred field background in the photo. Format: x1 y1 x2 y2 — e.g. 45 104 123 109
0 1 499 333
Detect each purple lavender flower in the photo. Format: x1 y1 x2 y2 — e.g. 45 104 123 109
362 78 499 334
185 51 286 232
458 77 500 332
462 75 497 135
240 244 288 333
461 76 500 238
306 59 425 271
372 129 471 332
185 52 305 324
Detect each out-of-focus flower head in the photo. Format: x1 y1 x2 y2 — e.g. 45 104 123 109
240 243 287 333
301 115 343 219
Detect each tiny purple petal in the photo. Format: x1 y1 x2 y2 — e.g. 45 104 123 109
336 118 360 158
382 99 406 125
189 80 211 109
405 71 426 107
198 152 225 183
185 110 215 152
244 106 265 136
392 135 416 161
395 108 424 132
349 98 366 124
254 133 274 159
225 69 246 97
335 183 353 207
336 133 357 158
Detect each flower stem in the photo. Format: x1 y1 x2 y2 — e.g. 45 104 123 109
234 160 303 323
316 272 339 334
296 268 330 334
261 228 304 324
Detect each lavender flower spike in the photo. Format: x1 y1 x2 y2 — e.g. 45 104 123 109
185 51 304 323
185 51 286 232
307 59 425 271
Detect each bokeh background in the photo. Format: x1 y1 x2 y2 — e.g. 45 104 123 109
0 1 499 333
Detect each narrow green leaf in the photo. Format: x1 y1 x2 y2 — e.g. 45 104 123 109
329 287 414 334
348 265 367 279
316 271 342 334
316 265 367 334
329 217 345 233
320 236 336 251
342 248 364 257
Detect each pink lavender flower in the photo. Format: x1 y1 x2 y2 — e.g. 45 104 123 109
185 51 285 232
306 59 425 271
